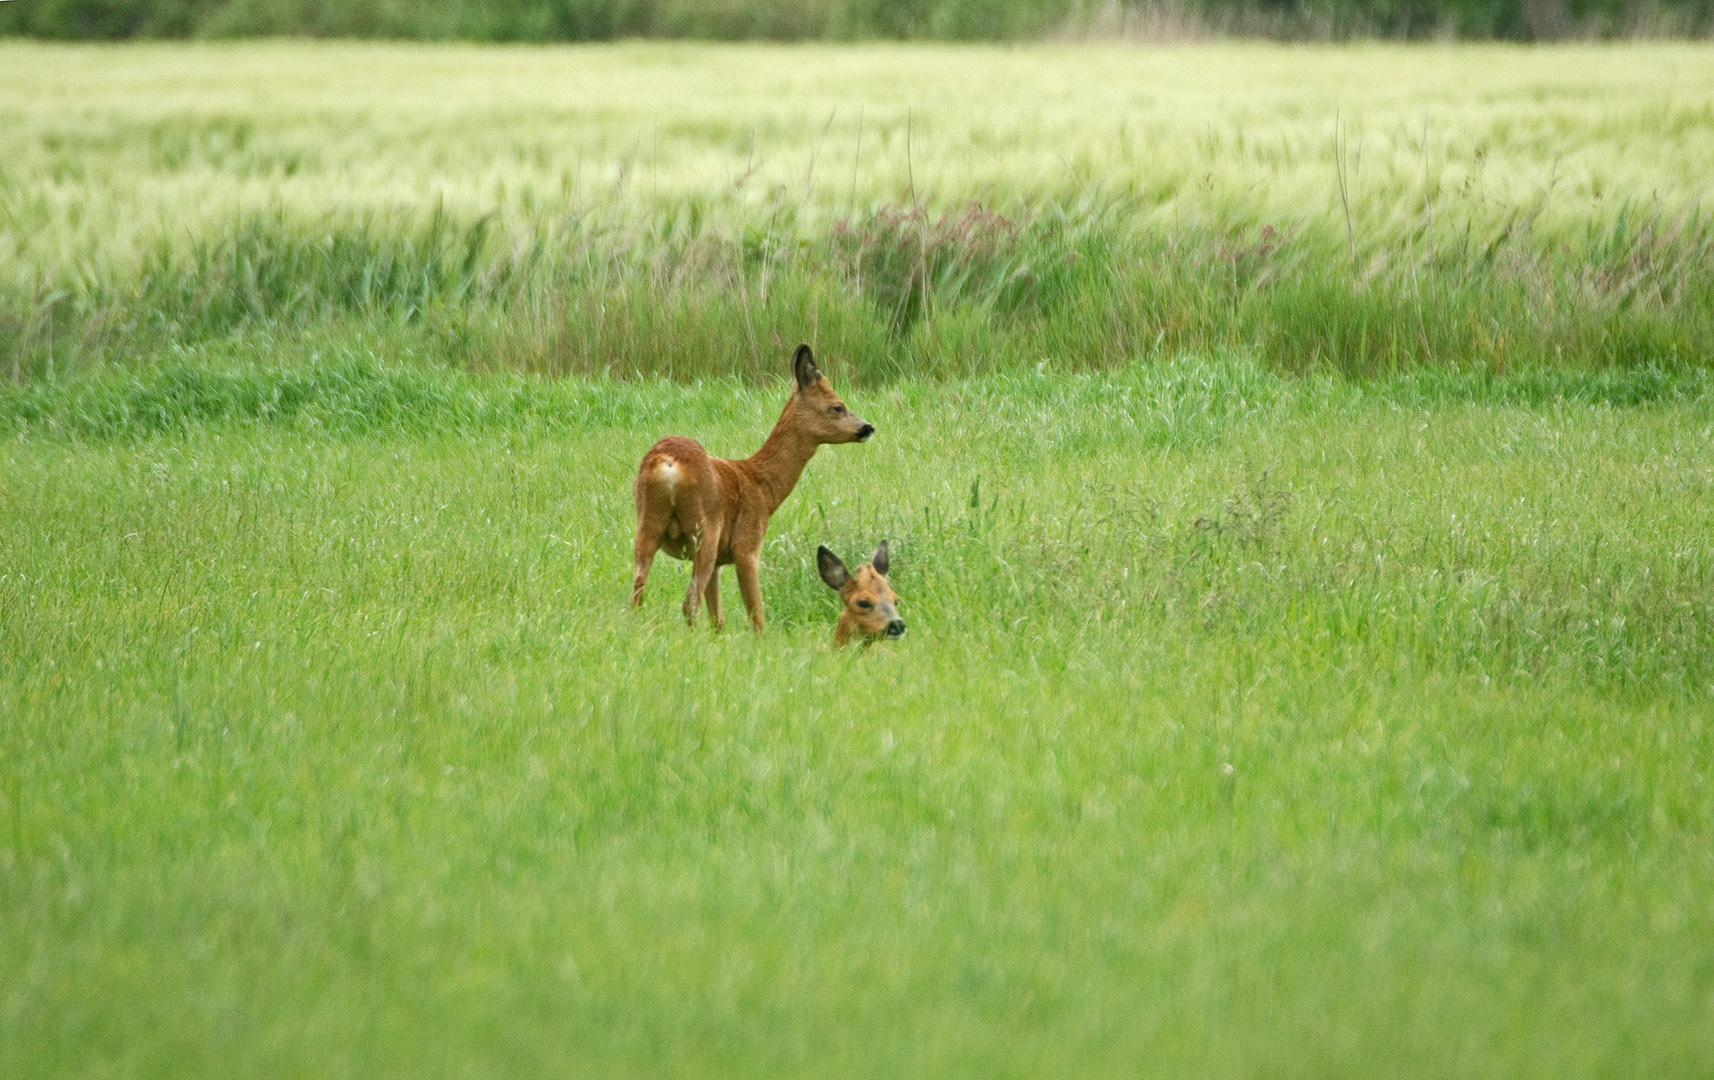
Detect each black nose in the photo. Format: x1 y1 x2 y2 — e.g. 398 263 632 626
856 424 875 442
886 620 906 639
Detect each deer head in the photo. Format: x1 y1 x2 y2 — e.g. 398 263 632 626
788 345 873 446
818 542 905 646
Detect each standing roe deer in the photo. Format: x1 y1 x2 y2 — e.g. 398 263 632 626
631 344 874 632
818 542 906 646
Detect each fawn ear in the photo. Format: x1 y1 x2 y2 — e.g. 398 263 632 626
792 344 821 390
870 541 889 577
817 546 849 590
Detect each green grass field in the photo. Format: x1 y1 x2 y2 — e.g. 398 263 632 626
6 355 1714 1077
4 40 1714 1079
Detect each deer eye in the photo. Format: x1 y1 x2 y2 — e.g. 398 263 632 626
857 600 872 609
827 405 844 415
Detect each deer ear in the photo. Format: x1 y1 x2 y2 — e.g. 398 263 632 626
817 546 849 590
870 541 889 577
792 344 821 390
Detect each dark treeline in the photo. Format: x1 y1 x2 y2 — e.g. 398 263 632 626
3 0 1711 41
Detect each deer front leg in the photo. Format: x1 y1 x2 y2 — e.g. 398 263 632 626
735 549 766 634
702 568 725 631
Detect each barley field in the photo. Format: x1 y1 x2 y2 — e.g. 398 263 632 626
3 42 1714 1080
6 40 1714 379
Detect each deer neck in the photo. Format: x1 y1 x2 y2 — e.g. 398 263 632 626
739 401 818 516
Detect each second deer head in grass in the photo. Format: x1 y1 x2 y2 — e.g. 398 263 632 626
818 542 905 646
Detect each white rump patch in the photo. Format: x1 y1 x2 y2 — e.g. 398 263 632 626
654 458 680 490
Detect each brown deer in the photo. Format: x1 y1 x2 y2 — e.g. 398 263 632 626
631 344 874 632
818 542 906 646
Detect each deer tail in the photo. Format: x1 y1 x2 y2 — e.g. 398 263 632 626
651 456 680 486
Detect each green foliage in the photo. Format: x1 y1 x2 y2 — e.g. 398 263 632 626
4 0 1713 39
1164 0 1714 37
130 210 504 336
0 0 1072 41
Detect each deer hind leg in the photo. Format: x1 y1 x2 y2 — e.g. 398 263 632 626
683 524 721 627
632 470 678 608
631 527 662 608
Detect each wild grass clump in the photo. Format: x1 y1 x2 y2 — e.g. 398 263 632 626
11 193 1712 383
135 208 510 336
0 349 789 439
0 356 474 439
830 201 1103 333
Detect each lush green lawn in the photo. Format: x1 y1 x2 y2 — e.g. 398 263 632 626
4 354 1712 1077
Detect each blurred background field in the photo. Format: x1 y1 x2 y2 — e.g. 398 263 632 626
4 41 1714 381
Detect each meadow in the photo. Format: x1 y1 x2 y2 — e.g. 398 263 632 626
3 40 1714 1079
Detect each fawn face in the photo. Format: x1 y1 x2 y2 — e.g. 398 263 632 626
791 345 874 445
818 542 905 644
